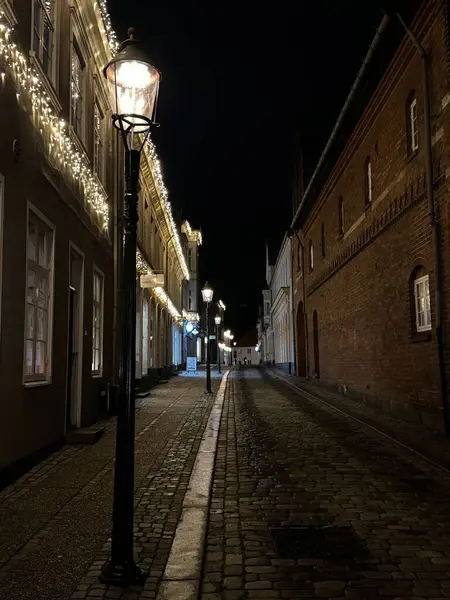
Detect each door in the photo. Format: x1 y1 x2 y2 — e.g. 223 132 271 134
66 287 76 430
313 309 320 378
296 302 307 376
66 246 84 430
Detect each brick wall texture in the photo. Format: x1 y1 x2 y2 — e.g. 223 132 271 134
293 0 450 430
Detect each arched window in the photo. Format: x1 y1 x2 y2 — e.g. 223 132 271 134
406 91 419 154
338 196 344 236
410 266 431 334
309 240 314 271
364 157 372 205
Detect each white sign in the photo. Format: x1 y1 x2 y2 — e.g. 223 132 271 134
140 273 164 288
186 357 197 372
209 335 216 340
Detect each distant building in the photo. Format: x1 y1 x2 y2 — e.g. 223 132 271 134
233 330 260 365
181 221 202 362
291 1 450 431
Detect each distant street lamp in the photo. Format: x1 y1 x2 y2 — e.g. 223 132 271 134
101 28 160 586
202 282 214 392
214 315 222 374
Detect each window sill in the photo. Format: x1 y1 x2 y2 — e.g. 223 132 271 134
29 52 61 115
92 373 103 379
24 379 52 388
411 330 432 343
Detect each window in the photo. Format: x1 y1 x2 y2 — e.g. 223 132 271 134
92 269 104 375
365 157 372 205
321 223 325 258
309 240 314 271
33 0 55 78
338 196 344 236
414 274 431 332
247 348 251 354
71 42 84 139
94 101 104 180
407 93 419 153
25 209 54 382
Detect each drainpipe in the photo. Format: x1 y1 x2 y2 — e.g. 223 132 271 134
289 226 309 378
396 13 449 437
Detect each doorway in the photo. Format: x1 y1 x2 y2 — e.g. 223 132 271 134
142 296 149 376
313 309 320 378
296 302 307 377
66 245 84 431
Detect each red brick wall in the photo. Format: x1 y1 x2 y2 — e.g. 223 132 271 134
293 1 450 430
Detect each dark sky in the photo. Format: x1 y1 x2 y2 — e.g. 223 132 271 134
109 0 402 338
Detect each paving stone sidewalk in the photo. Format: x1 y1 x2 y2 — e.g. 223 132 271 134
202 367 450 600
0 374 221 600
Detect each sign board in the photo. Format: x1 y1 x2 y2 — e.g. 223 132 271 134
209 335 216 340
186 357 197 372
140 273 164 288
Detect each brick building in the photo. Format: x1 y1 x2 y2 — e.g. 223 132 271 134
292 0 450 431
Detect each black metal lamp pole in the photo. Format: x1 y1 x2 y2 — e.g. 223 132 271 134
101 29 160 586
217 323 221 374
206 303 211 392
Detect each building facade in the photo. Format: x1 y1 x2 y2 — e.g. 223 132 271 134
181 221 202 363
292 0 450 431
0 0 120 471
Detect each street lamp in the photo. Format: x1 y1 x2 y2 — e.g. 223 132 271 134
101 29 160 586
201 282 214 392
230 334 234 365
214 315 222 374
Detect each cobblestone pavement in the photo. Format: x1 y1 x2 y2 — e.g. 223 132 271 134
202 367 450 600
0 374 221 600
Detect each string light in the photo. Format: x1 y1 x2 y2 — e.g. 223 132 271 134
97 0 119 54
136 248 182 323
182 220 202 245
0 14 109 229
145 140 190 281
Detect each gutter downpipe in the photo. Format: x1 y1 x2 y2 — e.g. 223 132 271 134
396 13 450 437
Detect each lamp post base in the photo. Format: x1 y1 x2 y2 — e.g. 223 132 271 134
100 560 145 586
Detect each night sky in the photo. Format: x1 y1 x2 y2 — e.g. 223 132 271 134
109 0 404 338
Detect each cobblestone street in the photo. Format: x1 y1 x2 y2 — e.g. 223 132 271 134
203 367 450 600
0 374 221 600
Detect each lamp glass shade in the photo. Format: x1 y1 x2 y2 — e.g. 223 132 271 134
201 283 214 304
214 315 221 325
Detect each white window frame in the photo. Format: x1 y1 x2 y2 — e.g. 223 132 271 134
366 159 372 203
31 0 56 82
309 241 314 271
23 204 55 386
409 97 419 152
414 274 431 332
92 266 104 376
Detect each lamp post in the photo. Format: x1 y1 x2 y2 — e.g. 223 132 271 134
101 29 160 586
214 315 222 374
202 282 214 392
230 334 234 365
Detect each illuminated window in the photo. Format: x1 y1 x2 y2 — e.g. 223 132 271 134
407 93 419 153
32 0 55 78
92 269 104 375
94 101 104 180
309 240 314 271
414 274 431 332
71 42 85 139
25 208 54 382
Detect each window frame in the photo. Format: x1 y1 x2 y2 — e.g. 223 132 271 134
309 240 314 271
93 98 105 182
407 94 419 154
31 0 56 82
70 37 86 142
414 274 431 333
365 157 372 205
23 204 55 386
92 266 105 377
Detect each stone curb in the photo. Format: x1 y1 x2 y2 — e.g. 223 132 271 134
157 371 230 600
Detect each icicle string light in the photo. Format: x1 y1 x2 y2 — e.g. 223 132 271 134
136 248 182 323
0 14 109 228
97 0 119 54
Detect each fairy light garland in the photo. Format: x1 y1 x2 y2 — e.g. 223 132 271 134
183 220 202 245
136 248 182 323
0 15 109 228
146 140 190 281
97 0 119 54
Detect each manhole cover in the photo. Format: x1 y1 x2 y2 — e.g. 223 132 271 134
271 525 370 560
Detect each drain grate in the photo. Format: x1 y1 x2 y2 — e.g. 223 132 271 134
271 525 370 560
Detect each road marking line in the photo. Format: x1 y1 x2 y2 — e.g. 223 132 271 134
157 371 230 599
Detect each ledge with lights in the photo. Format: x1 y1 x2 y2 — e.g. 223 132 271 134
136 248 182 323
